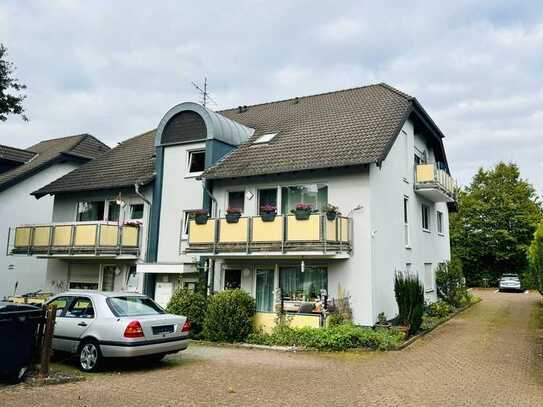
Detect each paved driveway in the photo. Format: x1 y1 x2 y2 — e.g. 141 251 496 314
1 289 542 406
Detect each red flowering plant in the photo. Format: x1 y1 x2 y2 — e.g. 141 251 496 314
226 207 242 215
190 209 208 218
260 204 277 214
294 203 313 211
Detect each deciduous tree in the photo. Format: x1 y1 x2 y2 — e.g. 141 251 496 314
450 162 542 286
0 44 27 121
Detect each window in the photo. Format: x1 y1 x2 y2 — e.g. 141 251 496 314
258 188 277 214
182 210 193 238
280 266 327 303
424 263 434 291
101 265 116 291
69 281 99 290
48 296 71 317
65 297 95 319
224 269 241 289
228 191 245 212
256 268 274 312
187 150 206 175
130 204 144 220
77 201 105 221
406 263 412 273
107 296 165 317
280 184 328 215
403 196 410 247
253 133 278 144
107 201 120 221
422 204 430 231
437 211 444 234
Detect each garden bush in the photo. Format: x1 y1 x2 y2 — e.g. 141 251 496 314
203 289 256 342
426 300 454 319
529 221 543 295
435 257 468 307
166 288 207 336
394 271 425 335
247 322 404 351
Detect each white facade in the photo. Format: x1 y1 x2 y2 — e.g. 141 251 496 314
151 117 452 325
0 162 80 299
41 187 152 295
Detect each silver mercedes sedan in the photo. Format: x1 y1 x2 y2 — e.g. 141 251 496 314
45 291 190 372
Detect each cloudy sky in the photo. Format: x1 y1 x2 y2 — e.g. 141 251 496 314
1 1 542 192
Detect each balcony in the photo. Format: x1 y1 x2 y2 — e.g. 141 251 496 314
8 221 141 258
415 164 457 202
185 214 352 258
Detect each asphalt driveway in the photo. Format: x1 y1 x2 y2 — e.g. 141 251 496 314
1 289 542 406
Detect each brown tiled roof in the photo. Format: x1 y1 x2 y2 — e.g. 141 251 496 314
33 130 156 197
0 134 110 192
204 83 414 179
0 144 36 163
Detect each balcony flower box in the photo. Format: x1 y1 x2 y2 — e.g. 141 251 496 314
292 203 313 220
225 208 242 224
260 204 277 222
323 204 339 221
192 209 209 225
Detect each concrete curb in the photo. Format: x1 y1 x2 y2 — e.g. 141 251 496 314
394 297 482 351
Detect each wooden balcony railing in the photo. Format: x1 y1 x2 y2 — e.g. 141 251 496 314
415 164 457 202
8 221 140 256
185 214 351 256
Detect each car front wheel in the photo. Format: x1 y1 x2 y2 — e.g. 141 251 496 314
78 340 102 372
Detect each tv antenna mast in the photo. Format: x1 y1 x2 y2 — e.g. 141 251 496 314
191 77 217 107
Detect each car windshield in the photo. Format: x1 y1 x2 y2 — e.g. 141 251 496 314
107 296 165 317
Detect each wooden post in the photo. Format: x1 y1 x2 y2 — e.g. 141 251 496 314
39 304 57 378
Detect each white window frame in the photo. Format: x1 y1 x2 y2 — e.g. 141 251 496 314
437 210 444 235
422 204 430 232
424 263 434 292
186 149 206 177
181 209 198 240
226 190 246 214
403 196 410 248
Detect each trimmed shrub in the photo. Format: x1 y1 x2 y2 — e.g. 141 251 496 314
435 257 468 307
529 222 543 295
247 323 404 351
166 288 207 336
203 289 256 342
394 271 425 335
426 300 454 319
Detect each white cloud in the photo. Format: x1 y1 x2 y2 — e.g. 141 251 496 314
0 0 542 194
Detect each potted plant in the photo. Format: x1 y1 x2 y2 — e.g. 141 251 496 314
260 204 277 222
323 204 339 221
292 203 313 220
225 207 242 223
374 312 391 330
192 209 209 225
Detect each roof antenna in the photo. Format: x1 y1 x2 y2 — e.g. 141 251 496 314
191 77 218 107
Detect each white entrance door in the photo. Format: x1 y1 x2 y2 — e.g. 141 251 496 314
154 282 173 308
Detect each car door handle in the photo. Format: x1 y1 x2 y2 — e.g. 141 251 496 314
78 321 88 327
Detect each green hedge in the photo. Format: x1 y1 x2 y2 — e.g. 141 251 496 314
166 288 207 336
203 289 256 342
247 323 404 351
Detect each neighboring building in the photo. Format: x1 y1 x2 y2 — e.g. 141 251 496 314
11 131 156 299
0 134 110 299
9 83 457 328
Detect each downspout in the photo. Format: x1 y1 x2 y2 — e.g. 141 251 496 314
201 178 217 293
134 183 152 262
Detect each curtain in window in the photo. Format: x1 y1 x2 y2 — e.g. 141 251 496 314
279 266 327 301
108 202 120 221
256 268 274 312
77 201 105 221
280 185 328 214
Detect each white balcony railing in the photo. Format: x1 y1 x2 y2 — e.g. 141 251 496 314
415 164 456 202
184 214 352 256
8 221 141 256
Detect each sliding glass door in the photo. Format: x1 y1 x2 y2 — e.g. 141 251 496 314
255 268 274 312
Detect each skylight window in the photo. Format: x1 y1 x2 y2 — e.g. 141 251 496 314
253 133 278 144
